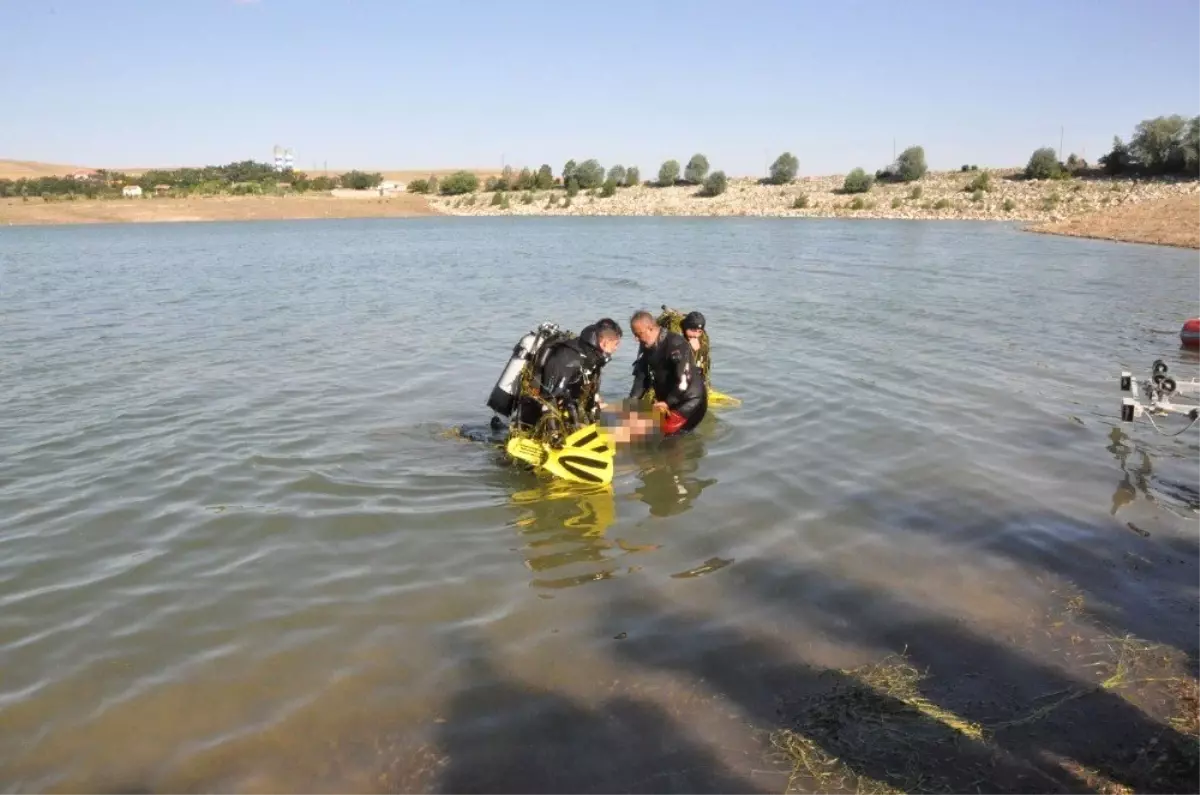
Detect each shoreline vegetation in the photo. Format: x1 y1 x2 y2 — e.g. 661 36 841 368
3 113 1197 247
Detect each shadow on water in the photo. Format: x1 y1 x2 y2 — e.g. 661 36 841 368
892 441 1200 677
431 631 765 794
602 553 1199 794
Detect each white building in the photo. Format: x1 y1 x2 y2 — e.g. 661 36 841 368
122 185 143 198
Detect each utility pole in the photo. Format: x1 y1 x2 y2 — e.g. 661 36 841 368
892 137 896 161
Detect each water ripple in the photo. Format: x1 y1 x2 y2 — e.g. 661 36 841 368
0 218 1196 791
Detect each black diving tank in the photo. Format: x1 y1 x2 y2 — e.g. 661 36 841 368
486 322 559 417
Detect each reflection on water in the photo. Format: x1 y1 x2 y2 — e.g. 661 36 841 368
508 482 661 590
1107 427 1153 516
631 433 718 518
503 428 718 588
1106 426 1199 518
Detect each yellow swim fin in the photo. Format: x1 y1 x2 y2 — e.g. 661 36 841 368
542 445 615 486
506 424 616 486
562 423 616 454
506 435 547 467
709 389 742 408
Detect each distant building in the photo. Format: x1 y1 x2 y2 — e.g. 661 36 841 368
153 184 171 196
273 145 295 172
122 185 143 198
378 181 405 196
69 169 98 181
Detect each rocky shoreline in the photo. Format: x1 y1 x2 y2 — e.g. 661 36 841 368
428 169 1200 227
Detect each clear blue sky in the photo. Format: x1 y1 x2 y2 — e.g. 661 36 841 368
3 0 1198 176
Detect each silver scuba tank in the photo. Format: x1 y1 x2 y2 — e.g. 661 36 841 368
486 322 559 417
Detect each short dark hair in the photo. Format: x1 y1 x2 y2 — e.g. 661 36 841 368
594 317 623 341
630 309 655 328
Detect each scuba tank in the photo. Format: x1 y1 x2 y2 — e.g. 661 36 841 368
486 322 561 417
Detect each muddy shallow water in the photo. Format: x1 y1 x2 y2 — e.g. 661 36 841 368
1 217 1197 792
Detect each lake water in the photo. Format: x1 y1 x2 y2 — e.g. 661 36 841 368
1 217 1197 793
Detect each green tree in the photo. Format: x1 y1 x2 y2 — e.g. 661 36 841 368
842 168 873 193
562 160 577 185
406 178 430 194
1184 116 1200 175
600 178 618 197
1130 114 1193 173
574 159 605 189
515 167 535 191
566 177 580 197
684 153 709 184
607 164 627 185
499 165 515 191
1025 147 1062 180
625 166 640 187
340 170 383 190
893 146 927 182
535 164 554 190
768 152 799 185
702 170 728 196
439 171 479 195
1099 136 1133 175
657 159 680 187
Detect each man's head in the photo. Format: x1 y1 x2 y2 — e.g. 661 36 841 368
592 317 623 357
630 309 660 347
681 310 706 342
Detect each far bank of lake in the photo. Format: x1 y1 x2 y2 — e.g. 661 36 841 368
4 169 1196 249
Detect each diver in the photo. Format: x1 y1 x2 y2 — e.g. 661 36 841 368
628 309 707 436
679 310 709 383
512 318 623 444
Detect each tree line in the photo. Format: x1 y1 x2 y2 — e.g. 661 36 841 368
0 161 390 199
5 114 1194 202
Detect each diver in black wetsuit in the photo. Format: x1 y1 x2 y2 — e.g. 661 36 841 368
679 310 709 383
628 309 707 436
513 318 623 441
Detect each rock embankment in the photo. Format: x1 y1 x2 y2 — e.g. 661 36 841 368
427 169 1200 228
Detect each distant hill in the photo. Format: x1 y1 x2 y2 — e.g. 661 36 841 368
0 160 500 183
0 160 89 179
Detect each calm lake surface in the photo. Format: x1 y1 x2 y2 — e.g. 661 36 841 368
2 217 1197 793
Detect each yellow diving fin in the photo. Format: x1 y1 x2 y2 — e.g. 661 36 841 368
542 444 615 486
506 424 615 486
709 389 742 408
561 423 616 455
506 435 547 467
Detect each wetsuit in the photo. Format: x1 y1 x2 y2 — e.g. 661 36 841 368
629 328 707 435
514 324 610 438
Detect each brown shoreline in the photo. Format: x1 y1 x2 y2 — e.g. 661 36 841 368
0 193 441 226
2 185 1196 250
1026 193 1199 248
